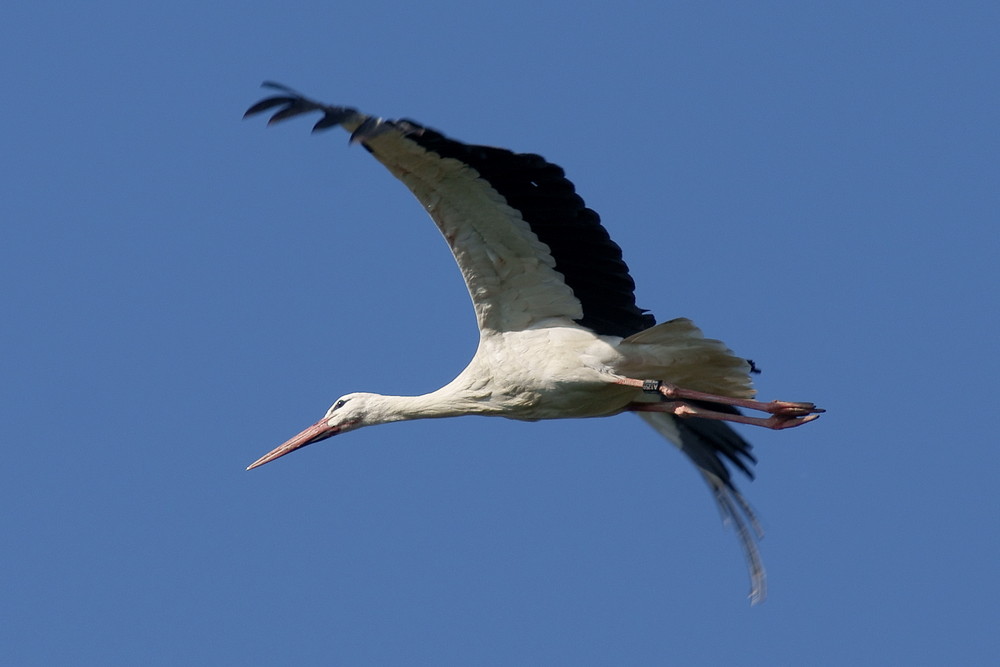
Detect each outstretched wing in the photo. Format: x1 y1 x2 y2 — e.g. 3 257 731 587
244 82 654 338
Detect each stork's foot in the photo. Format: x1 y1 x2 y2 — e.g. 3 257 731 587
617 377 824 430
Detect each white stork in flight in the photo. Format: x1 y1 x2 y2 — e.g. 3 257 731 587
243 82 822 604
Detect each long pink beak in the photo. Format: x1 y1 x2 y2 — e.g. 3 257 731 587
246 417 340 470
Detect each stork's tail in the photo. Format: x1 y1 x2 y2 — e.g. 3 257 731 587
621 318 756 400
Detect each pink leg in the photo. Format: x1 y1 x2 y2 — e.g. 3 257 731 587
628 400 821 429
616 377 823 430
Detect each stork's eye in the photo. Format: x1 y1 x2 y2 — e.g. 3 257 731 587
333 398 350 410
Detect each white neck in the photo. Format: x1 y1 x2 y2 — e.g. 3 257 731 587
356 383 492 427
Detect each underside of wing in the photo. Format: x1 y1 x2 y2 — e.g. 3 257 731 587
636 410 766 604
245 83 655 337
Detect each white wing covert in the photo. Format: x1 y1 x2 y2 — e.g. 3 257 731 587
244 83 655 337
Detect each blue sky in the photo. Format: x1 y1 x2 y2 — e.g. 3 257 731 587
2 1 998 664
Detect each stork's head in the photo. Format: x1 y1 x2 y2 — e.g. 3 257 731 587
246 392 379 470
